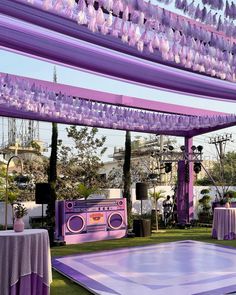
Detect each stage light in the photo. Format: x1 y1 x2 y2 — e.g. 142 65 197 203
191 145 196 151
168 145 174 151
194 162 201 174
165 163 172 173
197 145 203 152
180 145 185 151
149 173 158 180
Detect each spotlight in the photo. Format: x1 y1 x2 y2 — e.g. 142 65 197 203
168 145 174 151
194 162 201 174
180 145 185 151
165 162 172 173
191 145 196 151
149 173 158 180
197 145 203 152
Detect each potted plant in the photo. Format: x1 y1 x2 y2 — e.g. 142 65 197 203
150 190 165 232
198 189 212 224
14 203 28 232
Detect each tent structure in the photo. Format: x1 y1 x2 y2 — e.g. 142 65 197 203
0 0 236 223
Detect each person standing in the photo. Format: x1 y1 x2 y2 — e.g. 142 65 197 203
163 195 173 227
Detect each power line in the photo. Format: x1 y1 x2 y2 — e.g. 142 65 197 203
209 133 233 160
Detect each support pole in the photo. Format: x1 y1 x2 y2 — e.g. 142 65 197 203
42 204 44 228
176 137 193 224
185 137 194 222
5 156 23 230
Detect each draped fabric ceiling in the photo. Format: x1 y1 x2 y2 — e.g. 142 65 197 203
0 0 236 136
1 72 235 137
1 0 236 101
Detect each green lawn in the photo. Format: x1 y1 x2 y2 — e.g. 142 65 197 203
51 228 236 294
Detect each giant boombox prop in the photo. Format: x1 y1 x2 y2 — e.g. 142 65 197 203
55 198 127 244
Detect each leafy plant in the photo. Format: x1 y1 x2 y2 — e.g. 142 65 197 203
220 190 236 205
224 191 236 199
76 183 98 199
150 190 165 231
14 203 28 218
200 189 210 195
198 189 212 223
57 126 107 199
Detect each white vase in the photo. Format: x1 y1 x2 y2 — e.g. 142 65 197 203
14 218 24 232
225 202 230 208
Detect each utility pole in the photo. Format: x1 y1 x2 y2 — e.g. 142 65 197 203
209 133 233 195
209 134 232 161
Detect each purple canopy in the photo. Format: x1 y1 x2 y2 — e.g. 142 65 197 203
0 0 236 102
1 72 235 137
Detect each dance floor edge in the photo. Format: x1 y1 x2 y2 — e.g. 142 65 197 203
52 240 236 295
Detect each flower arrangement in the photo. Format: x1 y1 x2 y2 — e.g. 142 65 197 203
14 203 28 219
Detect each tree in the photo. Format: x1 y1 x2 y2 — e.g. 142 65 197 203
106 159 148 188
123 131 132 227
198 189 212 223
107 135 177 188
47 122 58 226
196 152 236 196
150 190 165 232
57 126 107 199
47 67 58 227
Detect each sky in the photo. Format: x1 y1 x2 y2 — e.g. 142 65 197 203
0 1 236 161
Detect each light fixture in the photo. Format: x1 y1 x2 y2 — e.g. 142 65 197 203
191 145 196 151
165 163 172 173
149 173 158 180
180 145 185 151
194 162 201 174
168 145 174 151
197 145 203 152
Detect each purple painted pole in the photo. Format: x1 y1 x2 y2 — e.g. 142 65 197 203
177 137 193 224
177 160 187 224
185 137 194 222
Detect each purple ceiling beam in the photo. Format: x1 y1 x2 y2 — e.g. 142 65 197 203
188 121 236 137
0 72 228 117
1 2 236 101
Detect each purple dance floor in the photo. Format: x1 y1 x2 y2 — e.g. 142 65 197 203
52 241 236 295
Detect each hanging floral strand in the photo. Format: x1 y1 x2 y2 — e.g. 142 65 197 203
18 0 236 82
1 73 236 133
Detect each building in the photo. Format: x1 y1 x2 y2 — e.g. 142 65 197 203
100 138 217 188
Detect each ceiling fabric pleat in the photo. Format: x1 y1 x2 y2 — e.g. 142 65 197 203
0 0 236 102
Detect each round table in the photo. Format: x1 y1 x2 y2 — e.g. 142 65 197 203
212 208 236 240
0 229 52 295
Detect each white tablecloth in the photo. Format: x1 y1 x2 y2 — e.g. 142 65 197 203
212 208 236 240
0 229 52 295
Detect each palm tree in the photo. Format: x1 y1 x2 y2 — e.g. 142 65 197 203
150 189 165 232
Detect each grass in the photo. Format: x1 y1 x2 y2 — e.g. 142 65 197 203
51 227 236 294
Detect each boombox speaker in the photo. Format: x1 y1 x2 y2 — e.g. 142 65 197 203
136 183 148 200
35 183 51 204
